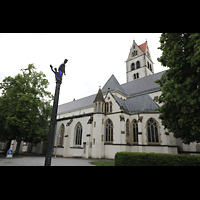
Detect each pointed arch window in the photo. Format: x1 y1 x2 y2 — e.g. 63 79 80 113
132 119 138 143
105 119 113 143
75 122 82 146
58 124 65 146
147 118 159 144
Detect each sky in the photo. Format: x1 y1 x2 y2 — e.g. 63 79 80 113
0 33 166 106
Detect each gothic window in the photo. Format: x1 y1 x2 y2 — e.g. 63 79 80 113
147 61 149 69
137 73 139 79
106 102 109 113
136 61 140 69
132 119 138 143
147 118 159 144
105 119 113 143
75 122 82 146
150 64 152 71
126 119 130 135
98 102 101 111
58 124 65 146
131 63 135 71
109 102 112 112
95 102 97 111
132 50 137 57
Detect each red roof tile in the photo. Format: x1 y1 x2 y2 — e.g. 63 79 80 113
139 42 147 53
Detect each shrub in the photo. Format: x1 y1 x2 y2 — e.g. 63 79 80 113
114 152 200 166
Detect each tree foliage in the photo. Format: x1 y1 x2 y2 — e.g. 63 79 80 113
156 33 200 144
0 64 53 145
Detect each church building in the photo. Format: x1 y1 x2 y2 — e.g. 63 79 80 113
2 39 199 158
51 39 194 159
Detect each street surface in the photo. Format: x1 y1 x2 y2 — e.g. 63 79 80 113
0 154 95 166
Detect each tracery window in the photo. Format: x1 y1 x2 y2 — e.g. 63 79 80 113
147 118 159 144
105 119 113 143
132 119 138 143
75 122 82 146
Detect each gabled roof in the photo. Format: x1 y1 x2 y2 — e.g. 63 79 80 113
102 74 126 95
57 71 166 115
113 93 159 114
138 42 147 53
125 94 159 113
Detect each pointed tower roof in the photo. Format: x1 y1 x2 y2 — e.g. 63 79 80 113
127 40 147 61
138 41 147 53
102 74 126 95
93 88 105 103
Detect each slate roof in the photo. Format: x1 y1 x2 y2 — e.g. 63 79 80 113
102 74 126 95
57 71 165 115
93 88 105 103
102 71 165 97
113 93 159 114
57 94 96 115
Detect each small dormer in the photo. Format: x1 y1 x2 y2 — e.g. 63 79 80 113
93 87 105 113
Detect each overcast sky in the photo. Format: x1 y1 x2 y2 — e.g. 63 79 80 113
0 33 166 105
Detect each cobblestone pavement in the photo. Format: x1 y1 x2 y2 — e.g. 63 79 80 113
0 154 95 166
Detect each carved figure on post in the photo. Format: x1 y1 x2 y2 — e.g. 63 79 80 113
50 59 68 83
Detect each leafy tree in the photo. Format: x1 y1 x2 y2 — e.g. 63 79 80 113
0 64 53 153
156 33 200 144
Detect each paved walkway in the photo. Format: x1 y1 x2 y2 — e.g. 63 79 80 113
0 154 95 166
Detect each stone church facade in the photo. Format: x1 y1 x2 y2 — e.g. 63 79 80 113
47 40 200 159
2 39 200 158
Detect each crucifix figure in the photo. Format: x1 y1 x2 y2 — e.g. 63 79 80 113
50 59 68 83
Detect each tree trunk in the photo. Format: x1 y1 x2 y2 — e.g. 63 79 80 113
15 139 22 154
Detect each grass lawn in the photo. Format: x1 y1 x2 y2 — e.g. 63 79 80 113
90 160 115 166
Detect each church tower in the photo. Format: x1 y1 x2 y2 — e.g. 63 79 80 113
126 40 154 83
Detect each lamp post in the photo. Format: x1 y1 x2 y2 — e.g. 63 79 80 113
44 59 68 166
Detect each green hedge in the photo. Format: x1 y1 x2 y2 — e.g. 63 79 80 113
114 152 200 166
